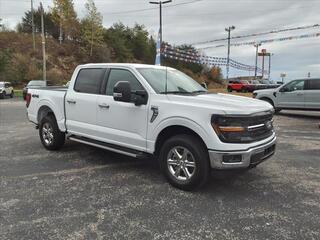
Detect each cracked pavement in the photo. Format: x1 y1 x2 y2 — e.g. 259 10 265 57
0 99 319 240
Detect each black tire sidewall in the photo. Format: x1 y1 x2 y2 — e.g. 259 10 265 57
159 134 210 191
39 115 65 150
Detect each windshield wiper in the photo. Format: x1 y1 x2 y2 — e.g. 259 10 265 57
160 91 192 95
191 90 208 94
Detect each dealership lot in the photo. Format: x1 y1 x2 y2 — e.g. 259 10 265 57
0 99 319 240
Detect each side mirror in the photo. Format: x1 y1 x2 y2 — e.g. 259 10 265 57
133 90 148 106
113 81 131 103
280 87 288 92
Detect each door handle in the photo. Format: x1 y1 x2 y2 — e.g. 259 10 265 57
297 93 304 96
67 99 76 104
98 103 110 109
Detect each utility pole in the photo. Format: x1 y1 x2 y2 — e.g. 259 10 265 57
254 42 261 78
149 0 172 49
31 0 35 50
268 53 273 80
225 26 235 80
40 2 46 81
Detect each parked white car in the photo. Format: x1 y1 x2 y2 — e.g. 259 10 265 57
0 82 14 99
253 78 320 112
26 64 276 190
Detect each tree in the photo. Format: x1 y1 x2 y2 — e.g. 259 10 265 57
51 0 80 41
17 8 59 39
81 0 104 56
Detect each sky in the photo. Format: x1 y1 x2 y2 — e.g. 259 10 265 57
1 0 320 82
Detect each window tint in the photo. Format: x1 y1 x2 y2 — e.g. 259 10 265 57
106 69 144 95
283 80 305 92
307 79 320 90
74 68 105 94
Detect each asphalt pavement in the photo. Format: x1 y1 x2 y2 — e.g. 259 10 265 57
0 98 319 240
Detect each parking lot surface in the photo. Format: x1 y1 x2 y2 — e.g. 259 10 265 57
1 99 320 240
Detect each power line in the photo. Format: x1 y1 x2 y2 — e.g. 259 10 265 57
191 24 320 45
199 32 320 49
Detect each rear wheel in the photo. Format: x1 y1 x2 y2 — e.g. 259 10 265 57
10 91 14 98
159 134 210 191
39 115 65 150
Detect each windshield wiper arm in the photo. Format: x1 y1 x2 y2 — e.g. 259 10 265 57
160 91 192 95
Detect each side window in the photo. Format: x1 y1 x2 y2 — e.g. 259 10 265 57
283 80 305 92
74 68 105 94
307 80 320 90
106 69 144 96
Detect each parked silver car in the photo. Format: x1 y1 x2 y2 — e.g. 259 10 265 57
253 78 320 113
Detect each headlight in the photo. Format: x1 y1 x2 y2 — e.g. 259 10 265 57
211 113 274 143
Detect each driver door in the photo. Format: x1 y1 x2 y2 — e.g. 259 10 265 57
277 80 305 109
96 68 149 151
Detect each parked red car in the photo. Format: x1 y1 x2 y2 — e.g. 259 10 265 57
227 80 254 92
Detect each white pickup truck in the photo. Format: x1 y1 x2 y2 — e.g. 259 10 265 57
26 64 276 190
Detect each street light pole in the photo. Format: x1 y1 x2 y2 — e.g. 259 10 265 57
225 26 235 80
40 2 46 81
149 0 172 46
254 42 261 78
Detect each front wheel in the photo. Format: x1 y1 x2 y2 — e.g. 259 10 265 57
0 91 6 99
159 134 210 191
39 115 65 150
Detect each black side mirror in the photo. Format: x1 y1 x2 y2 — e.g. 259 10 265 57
133 90 148 106
200 83 208 89
280 87 288 92
113 81 131 103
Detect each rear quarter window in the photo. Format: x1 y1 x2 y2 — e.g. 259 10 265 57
74 68 105 94
307 79 320 90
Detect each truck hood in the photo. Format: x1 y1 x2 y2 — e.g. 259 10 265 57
167 93 273 115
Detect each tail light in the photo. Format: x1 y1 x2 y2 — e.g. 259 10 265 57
26 93 31 108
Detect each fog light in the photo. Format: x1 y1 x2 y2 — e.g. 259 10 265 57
223 154 242 163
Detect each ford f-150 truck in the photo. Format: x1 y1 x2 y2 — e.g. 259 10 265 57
26 64 277 190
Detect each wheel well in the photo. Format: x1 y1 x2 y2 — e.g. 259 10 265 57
260 97 274 106
154 125 207 156
37 106 55 124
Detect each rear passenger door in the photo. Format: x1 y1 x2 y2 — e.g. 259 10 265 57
304 79 320 109
96 68 149 151
65 68 106 137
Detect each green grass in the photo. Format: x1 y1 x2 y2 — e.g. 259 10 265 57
14 89 23 98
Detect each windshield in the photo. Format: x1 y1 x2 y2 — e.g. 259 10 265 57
0 83 4 88
28 80 46 87
137 68 206 94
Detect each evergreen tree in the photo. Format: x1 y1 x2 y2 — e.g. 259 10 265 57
81 0 104 56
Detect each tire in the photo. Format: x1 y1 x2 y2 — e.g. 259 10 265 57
241 88 247 93
159 134 210 191
39 115 65 150
0 91 6 99
227 87 232 92
261 98 281 114
10 91 14 98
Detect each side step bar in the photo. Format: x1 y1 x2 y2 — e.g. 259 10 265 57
68 135 150 159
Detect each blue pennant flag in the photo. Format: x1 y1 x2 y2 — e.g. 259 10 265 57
155 29 161 66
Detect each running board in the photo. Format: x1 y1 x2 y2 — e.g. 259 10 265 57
68 135 149 159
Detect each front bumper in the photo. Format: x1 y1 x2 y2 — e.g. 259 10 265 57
208 136 276 169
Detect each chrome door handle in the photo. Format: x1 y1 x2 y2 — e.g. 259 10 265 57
297 93 304 96
67 99 76 104
98 104 110 109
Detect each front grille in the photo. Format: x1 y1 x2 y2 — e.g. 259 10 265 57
212 112 274 143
